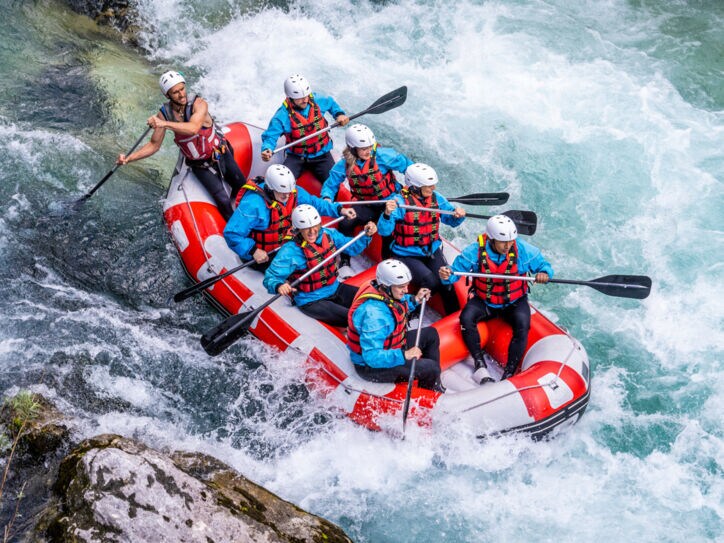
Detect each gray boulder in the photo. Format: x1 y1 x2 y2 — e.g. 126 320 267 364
36 434 352 542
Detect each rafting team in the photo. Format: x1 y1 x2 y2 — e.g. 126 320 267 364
118 71 554 392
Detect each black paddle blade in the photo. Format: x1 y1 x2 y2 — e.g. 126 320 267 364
449 192 510 206
589 275 652 299
365 86 407 116
200 310 257 356
502 210 537 235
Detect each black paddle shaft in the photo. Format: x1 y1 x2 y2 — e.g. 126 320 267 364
454 272 652 300
402 298 427 435
78 126 153 202
200 231 368 356
273 87 407 154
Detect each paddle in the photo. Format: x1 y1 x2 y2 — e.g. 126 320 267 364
172 248 280 304
75 127 153 204
453 272 652 299
200 229 369 356
172 216 345 303
273 86 408 154
398 205 538 236
337 191 510 207
402 297 427 436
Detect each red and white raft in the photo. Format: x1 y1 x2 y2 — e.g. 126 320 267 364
163 122 590 439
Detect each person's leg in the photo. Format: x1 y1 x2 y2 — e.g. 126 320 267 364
338 204 377 236
354 357 441 391
297 291 350 327
430 248 459 314
459 297 492 358
397 253 459 315
335 283 360 308
500 297 532 378
412 327 440 363
405 328 442 390
309 152 336 182
219 143 246 200
282 154 305 179
191 165 234 220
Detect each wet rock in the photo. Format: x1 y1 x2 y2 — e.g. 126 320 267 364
0 393 73 539
62 1 142 46
38 434 353 542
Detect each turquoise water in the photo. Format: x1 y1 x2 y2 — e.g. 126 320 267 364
0 0 721 540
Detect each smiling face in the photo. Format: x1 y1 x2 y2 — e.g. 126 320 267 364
300 225 320 243
419 184 436 198
356 146 373 161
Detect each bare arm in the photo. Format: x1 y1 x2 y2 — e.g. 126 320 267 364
148 97 209 137
117 120 165 165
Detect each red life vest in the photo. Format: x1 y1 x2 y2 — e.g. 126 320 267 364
347 281 408 356
283 94 331 156
347 145 397 200
235 178 297 252
472 234 528 305
160 95 223 161
288 231 338 293
392 188 440 248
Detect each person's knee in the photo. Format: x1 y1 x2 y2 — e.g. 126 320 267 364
417 358 441 379
425 327 440 348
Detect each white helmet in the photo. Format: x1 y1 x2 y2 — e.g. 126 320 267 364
376 259 412 287
291 204 321 230
284 74 311 99
345 124 376 149
486 214 518 241
264 164 296 193
159 70 186 95
405 163 438 187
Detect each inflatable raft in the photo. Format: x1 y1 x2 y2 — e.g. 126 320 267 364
163 122 590 439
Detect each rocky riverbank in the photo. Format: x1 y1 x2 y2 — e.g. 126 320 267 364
62 0 142 46
0 393 352 542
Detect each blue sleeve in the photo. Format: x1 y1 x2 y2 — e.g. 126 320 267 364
436 192 465 228
261 106 289 152
297 186 342 217
223 194 269 260
263 242 307 294
376 147 414 175
353 301 406 368
320 159 347 200
328 228 371 257
402 293 419 312
517 240 554 278
315 94 345 118
442 242 479 285
376 194 405 236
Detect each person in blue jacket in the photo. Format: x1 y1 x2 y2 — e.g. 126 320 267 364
321 123 412 257
439 215 553 383
224 164 355 271
263 204 376 327
346 259 444 392
377 163 466 315
260 74 349 182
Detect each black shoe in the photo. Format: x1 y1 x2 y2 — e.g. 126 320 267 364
502 362 518 380
473 355 494 385
432 380 446 393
